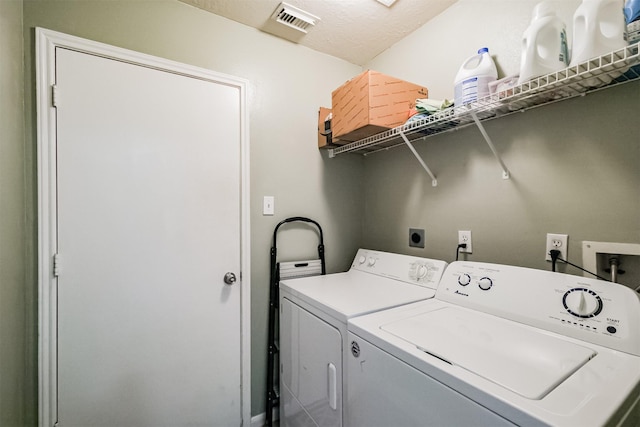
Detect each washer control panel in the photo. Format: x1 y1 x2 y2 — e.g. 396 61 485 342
351 249 447 289
438 261 640 356
456 273 494 290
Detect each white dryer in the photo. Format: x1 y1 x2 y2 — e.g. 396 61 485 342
347 261 640 427
279 249 447 427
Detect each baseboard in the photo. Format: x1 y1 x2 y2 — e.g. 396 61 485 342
250 408 279 427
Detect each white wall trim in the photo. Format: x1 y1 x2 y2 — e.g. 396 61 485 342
250 408 279 427
35 27 251 427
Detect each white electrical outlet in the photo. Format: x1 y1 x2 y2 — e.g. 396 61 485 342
545 233 568 261
458 230 472 253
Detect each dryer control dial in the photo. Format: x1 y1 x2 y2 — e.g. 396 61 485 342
358 256 366 265
563 288 603 318
367 257 376 266
416 264 429 279
409 263 433 282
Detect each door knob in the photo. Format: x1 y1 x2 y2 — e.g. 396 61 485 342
223 272 237 285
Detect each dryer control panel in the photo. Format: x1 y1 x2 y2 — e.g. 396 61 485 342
351 249 447 289
437 261 640 356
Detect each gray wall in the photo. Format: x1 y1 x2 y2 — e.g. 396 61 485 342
363 0 640 273
20 0 363 420
5 0 639 424
359 84 639 270
0 1 28 426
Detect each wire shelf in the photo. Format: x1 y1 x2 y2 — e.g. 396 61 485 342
329 42 640 158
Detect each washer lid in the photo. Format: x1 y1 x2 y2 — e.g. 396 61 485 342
381 307 596 399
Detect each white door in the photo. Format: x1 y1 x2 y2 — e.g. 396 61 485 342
37 29 249 427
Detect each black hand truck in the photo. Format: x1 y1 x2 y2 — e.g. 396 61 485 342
265 217 326 427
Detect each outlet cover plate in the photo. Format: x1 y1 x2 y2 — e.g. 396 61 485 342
458 230 472 253
409 228 425 248
546 233 568 261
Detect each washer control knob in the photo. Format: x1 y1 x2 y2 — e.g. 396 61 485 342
563 288 603 318
358 256 366 265
478 277 493 291
458 274 471 286
368 257 376 266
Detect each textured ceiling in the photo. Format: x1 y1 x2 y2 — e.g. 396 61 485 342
179 0 459 65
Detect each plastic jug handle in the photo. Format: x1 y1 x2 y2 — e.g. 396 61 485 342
462 54 482 70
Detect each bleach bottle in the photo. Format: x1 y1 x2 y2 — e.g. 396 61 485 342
570 0 627 66
454 47 498 107
518 2 569 84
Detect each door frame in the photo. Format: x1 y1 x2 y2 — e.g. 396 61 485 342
35 28 251 427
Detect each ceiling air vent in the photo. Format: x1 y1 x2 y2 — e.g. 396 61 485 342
270 2 320 34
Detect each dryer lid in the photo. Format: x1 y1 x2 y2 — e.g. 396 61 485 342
381 307 596 399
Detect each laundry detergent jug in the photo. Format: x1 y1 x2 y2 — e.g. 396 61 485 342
570 0 627 66
454 47 498 107
518 2 569 84
625 0 640 43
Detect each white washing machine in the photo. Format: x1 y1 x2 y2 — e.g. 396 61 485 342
347 261 640 427
279 248 447 427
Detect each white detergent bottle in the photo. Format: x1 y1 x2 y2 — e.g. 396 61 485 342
570 0 627 66
518 2 569 84
454 47 498 107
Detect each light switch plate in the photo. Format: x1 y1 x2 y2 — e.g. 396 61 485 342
263 196 274 216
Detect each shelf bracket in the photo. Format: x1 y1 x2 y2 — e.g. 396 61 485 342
470 111 510 180
399 131 437 187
